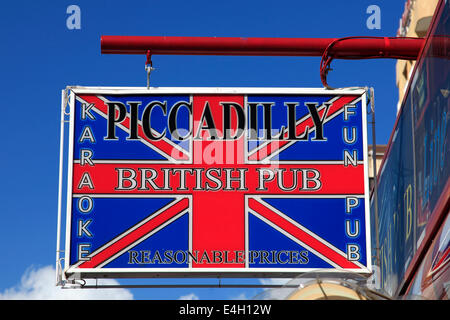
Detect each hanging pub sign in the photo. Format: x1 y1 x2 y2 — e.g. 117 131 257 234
61 87 372 279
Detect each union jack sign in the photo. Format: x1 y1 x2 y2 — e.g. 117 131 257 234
62 87 372 278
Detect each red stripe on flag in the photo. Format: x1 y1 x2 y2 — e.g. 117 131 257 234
72 163 365 195
191 95 246 268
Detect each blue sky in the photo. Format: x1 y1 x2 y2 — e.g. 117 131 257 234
0 0 407 300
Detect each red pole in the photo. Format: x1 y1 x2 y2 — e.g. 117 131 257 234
101 36 424 59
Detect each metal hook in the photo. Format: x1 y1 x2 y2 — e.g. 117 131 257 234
145 50 155 89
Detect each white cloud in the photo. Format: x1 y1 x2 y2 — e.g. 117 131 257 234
259 278 289 286
230 292 250 300
254 278 297 300
0 265 133 300
178 292 199 300
254 287 294 300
